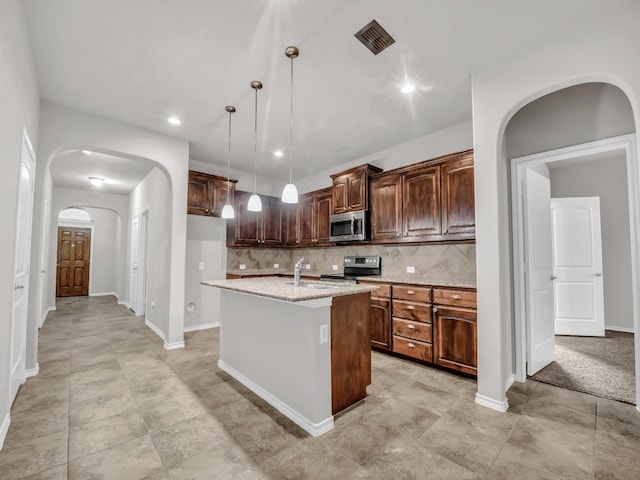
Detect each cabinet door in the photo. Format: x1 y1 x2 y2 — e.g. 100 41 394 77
283 204 299 247
298 194 316 246
370 174 403 241
187 173 210 215
210 179 234 217
433 305 477 375
233 191 259 246
332 176 349 214
261 196 284 246
403 165 441 238
370 297 391 351
348 173 366 211
315 189 333 245
441 155 475 237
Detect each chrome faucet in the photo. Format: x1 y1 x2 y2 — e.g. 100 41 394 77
294 258 305 286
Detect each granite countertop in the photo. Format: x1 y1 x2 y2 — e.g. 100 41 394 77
202 276 378 302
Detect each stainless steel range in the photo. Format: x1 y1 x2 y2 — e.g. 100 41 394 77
320 256 381 284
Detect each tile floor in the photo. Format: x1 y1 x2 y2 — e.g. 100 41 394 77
1 296 639 479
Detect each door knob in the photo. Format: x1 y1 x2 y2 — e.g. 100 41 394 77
14 285 24 290
594 272 602 277
550 275 557 280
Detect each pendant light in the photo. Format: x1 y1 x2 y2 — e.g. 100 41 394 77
221 105 236 219
247 81 263 212
281 46 299 204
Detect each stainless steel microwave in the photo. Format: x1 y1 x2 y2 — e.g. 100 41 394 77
329 211 369 242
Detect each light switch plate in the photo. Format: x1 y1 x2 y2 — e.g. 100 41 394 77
198 262 204 271
406 266 416 274
319 324 328 344
239 264 246 270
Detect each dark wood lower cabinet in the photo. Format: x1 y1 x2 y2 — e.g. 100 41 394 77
433 305 477 376
370 296 392 351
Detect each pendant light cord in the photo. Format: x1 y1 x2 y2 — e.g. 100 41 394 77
289 55 294 185
253 86 258 193
227 110 232 203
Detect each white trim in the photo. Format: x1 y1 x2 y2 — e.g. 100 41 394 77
117 300 130 307
0 413 10 450
25 364 39 378
89 292 118 297
163 341 185 350
504 374 515 392
184 322 219 333
39 306 56 328
605 326 635 333
144 318 165 341
219 359 334 437
475 393 509 413
510 134 639 408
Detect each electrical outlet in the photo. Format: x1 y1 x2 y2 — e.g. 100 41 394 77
319 324 329 344
332 265 338 271
273 263 279 269
406 266 416 274
239 264 246 270
151 301 156 308
305 264 311 270
198 262 204 271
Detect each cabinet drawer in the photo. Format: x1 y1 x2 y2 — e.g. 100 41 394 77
362 282 391 298
392 300 431 322
393 285 431 302
433 288 476 308
392 336 433 362
392 318 432 343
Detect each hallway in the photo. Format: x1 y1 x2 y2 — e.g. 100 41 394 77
1 297 640 479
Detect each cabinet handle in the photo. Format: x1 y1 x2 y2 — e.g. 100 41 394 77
205 208 209 213
407 290 415 295
432 307 438 313
407 305 415 310
451 294 461 300
407 324 416 330
407 342 415 349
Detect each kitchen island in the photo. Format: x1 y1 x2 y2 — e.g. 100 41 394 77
202 277 377 436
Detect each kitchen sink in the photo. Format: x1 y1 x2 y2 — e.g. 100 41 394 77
286 282 341 289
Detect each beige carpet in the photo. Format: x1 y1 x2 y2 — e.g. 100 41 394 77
530 330 636 404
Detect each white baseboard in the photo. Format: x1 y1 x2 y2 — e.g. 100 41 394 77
119 301 131 309
39 306 56 328
218 359 334 437
606 326 635 333
475 393 509 413
163 340 186 350
90 292 117 297
504 374 515 392
184 322 219 333
144 319 165 341
25 364 40 378
0 412 10 450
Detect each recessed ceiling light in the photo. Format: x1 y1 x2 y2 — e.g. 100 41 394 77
89 177 104 187
401 83 415 94
274 150 284 157
167 116 182 125
81 150 92 155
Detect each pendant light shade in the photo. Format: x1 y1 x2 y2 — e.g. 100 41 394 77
281 45 299 204
221 105 236 219
247 81 263 212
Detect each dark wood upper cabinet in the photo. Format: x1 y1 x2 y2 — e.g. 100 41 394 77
315 188 333 245
231 191 260 246
370 173 403 241
187 170 237 217
298 193 316 246
261 196 284 246
441 154 475 236
370 149 475 243
403 165 441 238
283 204 299 247
330 164 382 214
297 187 333 247
227 192 284 247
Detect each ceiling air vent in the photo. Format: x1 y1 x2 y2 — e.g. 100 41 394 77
354 19 395 55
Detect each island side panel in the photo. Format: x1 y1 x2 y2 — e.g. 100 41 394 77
331 292 372 414
219 290 333 433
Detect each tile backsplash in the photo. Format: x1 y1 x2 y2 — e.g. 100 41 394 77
227 243 476 281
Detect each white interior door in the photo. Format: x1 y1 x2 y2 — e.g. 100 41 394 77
136 210 149 316
129 215 139 311
524 167 556 375
551 197 605 336
10 131 36 405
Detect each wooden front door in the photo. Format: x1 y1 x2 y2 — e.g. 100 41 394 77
56 227 91 297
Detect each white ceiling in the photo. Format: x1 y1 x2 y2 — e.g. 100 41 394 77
50 150 155 195
24 0 634 184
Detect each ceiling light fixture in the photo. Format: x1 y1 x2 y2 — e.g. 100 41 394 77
167 116 181 125
88 177 104 187
401 83 415 94
221 106 236 219
247 81 263 212
281 46 299 204
274 150 284 158
81 150 92 155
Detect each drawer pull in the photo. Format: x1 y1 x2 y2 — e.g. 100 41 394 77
407 324 416 330
407 290 415 295
433 307 438 313
451 294 462 300
407 305 415 310
407 342 416 348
